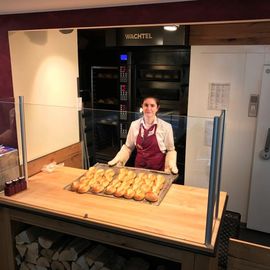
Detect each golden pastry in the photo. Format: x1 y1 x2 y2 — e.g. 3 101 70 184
70 181 80 191
118 173 126 181
156 175 165 185
144 178 154 186
145 192 159 202
119 168 128 175
105 168 115 179
141 184 151 193
77 183 90 193
101 180 110 188
152 185 161 194
91 183 104 193
104 185 116 195
132 182 141 191
95 169 104 177
147 173 156 181
88 167 96 173
124 188 135 199
114 187 126 197
79 176 88 183
134 189 145 201
112 180 122 188
154 182 164 191
138 172 146 180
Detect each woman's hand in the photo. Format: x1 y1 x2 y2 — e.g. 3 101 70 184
164 150 178 174
108 145 131 167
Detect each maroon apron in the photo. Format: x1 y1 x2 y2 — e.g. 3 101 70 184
135 124 165 171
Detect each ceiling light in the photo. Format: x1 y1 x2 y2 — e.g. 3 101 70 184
163 25 178 31
59 29 74 34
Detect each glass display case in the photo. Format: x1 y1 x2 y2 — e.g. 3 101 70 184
0 97 226 246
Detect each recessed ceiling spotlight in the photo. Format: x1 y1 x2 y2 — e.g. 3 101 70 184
163 25 178 31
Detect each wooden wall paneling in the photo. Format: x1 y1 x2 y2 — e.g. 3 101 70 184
193 253 218 270
27 142 83 176
227 238 270 270
190 22 270 45
0 208 16 270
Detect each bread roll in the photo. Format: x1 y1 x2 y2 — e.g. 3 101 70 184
104 185 116 195
138 172 146 180
124 188 135 199
147 173 156 181
119 168 128 175
112 180 122 188
156 175 165 185
114 187 126 197
91 183 104 193
70 181 80 191
145 192 159 202
105 168 115 180
79 176 88 183
88 167 96 173
77 183 90 193
101 180 110 188
152 185 161 194
144 178 154 187
141 184 151 193
134 189 145 201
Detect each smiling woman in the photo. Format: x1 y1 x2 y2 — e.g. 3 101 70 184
108 96 178 173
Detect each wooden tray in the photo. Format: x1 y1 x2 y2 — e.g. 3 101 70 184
65 163 178 206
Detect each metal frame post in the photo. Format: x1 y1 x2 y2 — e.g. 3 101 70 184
19 96 28 181
215 110 226 218
205 116 219 246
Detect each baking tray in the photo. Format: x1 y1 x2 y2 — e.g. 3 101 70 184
65 163 178 206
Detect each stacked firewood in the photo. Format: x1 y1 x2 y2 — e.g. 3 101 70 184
15 226 151 270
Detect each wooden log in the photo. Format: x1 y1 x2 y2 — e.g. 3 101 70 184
16 253 22 266
89 265 101 270
40 248 54 261
62 261 71 270
84 245 107 267
51 261 65 270
36 267 48 270
52 237 74 261
71 262 82 270
75 253 90 270
38 230 64 249
16 226 46 244
25 242 39 264
93 249 115 269
36 256 50 268
26 262 37 270
58 237 91 262
16 243 28 258
101 255 126 270
20 262 30 270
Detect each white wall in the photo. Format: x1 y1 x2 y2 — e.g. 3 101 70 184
186 45 270 222
8 29 80 161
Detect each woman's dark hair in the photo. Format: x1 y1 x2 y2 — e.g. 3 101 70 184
141 96 160 107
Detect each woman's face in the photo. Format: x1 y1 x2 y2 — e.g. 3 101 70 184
142 98 159 118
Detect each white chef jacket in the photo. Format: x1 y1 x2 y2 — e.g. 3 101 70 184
125 117 175 153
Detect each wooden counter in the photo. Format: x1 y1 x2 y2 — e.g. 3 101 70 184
0 166 227 270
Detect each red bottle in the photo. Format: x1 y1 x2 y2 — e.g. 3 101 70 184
4 181 15 196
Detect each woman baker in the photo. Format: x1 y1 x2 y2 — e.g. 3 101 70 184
108 96 178 174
